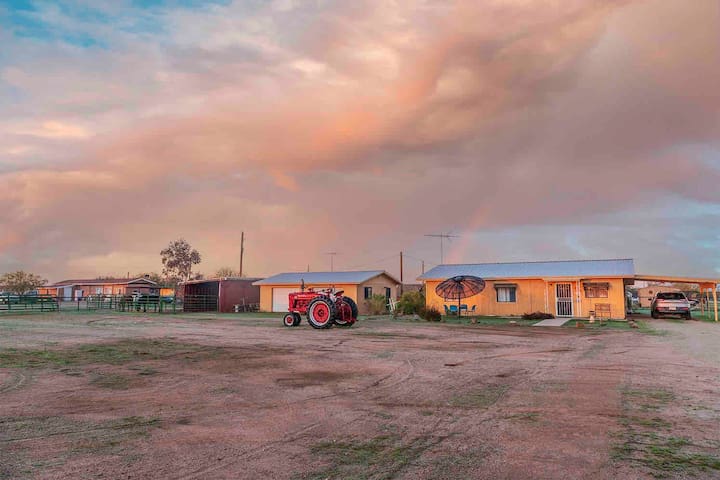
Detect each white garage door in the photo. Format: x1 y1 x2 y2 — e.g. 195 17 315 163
272 288 295 312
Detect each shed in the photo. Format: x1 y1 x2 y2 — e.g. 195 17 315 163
253 271 401 314
181 277 262 313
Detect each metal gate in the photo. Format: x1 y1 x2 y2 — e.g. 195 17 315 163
555 283 573 317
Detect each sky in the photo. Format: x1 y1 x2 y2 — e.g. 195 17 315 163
0 0 719 283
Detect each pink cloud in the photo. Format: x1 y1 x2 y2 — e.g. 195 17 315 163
1 0 719 280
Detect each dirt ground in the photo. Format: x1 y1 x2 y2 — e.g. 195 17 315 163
1 313 719 480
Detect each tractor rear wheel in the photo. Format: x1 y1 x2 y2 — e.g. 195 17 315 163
283 313 296 327
307 298 335 329
335 297 358 327
292 312 302 326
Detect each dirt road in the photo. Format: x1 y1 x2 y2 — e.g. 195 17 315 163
0 314 718 479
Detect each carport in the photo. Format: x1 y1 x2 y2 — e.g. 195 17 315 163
634 275 718 322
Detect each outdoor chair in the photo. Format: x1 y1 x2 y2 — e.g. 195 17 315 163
460 304 468 315
468 305 477 315
444 305 451 315
595 303 611 320
448 305 459 315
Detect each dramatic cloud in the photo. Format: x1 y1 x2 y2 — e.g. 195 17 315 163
1 0 718 281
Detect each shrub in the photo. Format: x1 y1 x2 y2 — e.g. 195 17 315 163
366 294 388 315
419 306 442 322
396 291 425 316
522 311 555 320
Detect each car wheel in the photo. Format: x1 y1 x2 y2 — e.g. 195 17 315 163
651 310 659 319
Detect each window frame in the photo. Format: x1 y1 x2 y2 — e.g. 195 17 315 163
364 286 373 299
584 284 609 298
496 286 517 303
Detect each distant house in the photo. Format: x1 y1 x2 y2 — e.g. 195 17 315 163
253 271 401 314
49 277 159 300
419 259 636 320
181 277 262 313
637 285 680 308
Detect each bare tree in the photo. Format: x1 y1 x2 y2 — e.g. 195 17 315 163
0 271 47 294
160 239 201 284
215 267 237 278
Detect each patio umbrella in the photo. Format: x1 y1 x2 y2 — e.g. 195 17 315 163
435 276 486 315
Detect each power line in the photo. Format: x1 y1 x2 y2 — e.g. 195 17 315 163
342 253 400 271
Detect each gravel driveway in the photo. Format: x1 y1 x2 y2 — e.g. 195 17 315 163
652 318 720 366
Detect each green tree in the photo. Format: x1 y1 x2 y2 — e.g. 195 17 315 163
215 267 237 278
0 271 47 294
396 291 426 315
160 239 202 283
366 294 388 315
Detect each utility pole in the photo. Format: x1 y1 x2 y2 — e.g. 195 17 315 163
424 233 459 264
421 260 425 275
326 252 338 272
239 231 245 277
399 251 404 283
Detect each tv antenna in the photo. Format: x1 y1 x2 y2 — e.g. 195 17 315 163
424 233 459 264
325 252 339 272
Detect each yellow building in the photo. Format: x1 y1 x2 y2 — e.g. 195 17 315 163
253 271 401 315
419 259 636 320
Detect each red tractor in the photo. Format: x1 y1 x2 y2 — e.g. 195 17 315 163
282 288 358 329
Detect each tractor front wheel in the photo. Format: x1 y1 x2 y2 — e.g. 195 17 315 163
292 312 302 326
307 298 335 329
283 313 296 327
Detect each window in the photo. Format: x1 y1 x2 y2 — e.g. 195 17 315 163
656 292 686 300
364 287 373 299
496 287 516 303
584 284 609 298
385 287 391 299
95 287 102 294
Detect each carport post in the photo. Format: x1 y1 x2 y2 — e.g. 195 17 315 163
713 284 718 322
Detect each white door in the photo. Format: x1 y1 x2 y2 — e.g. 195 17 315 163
556 283 573 317
272 288 295 312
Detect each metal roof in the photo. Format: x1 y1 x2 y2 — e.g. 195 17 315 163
419 259 635 280
50 277 158 287
253 270 399 286
181 277 264 285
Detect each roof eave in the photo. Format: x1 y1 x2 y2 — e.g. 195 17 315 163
419 274 635 282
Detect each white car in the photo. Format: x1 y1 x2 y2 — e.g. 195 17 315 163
651 292 691 319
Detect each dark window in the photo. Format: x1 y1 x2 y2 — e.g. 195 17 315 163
385 287 391 299
364 287 372 299
496 287 516 303
656 292 685 300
